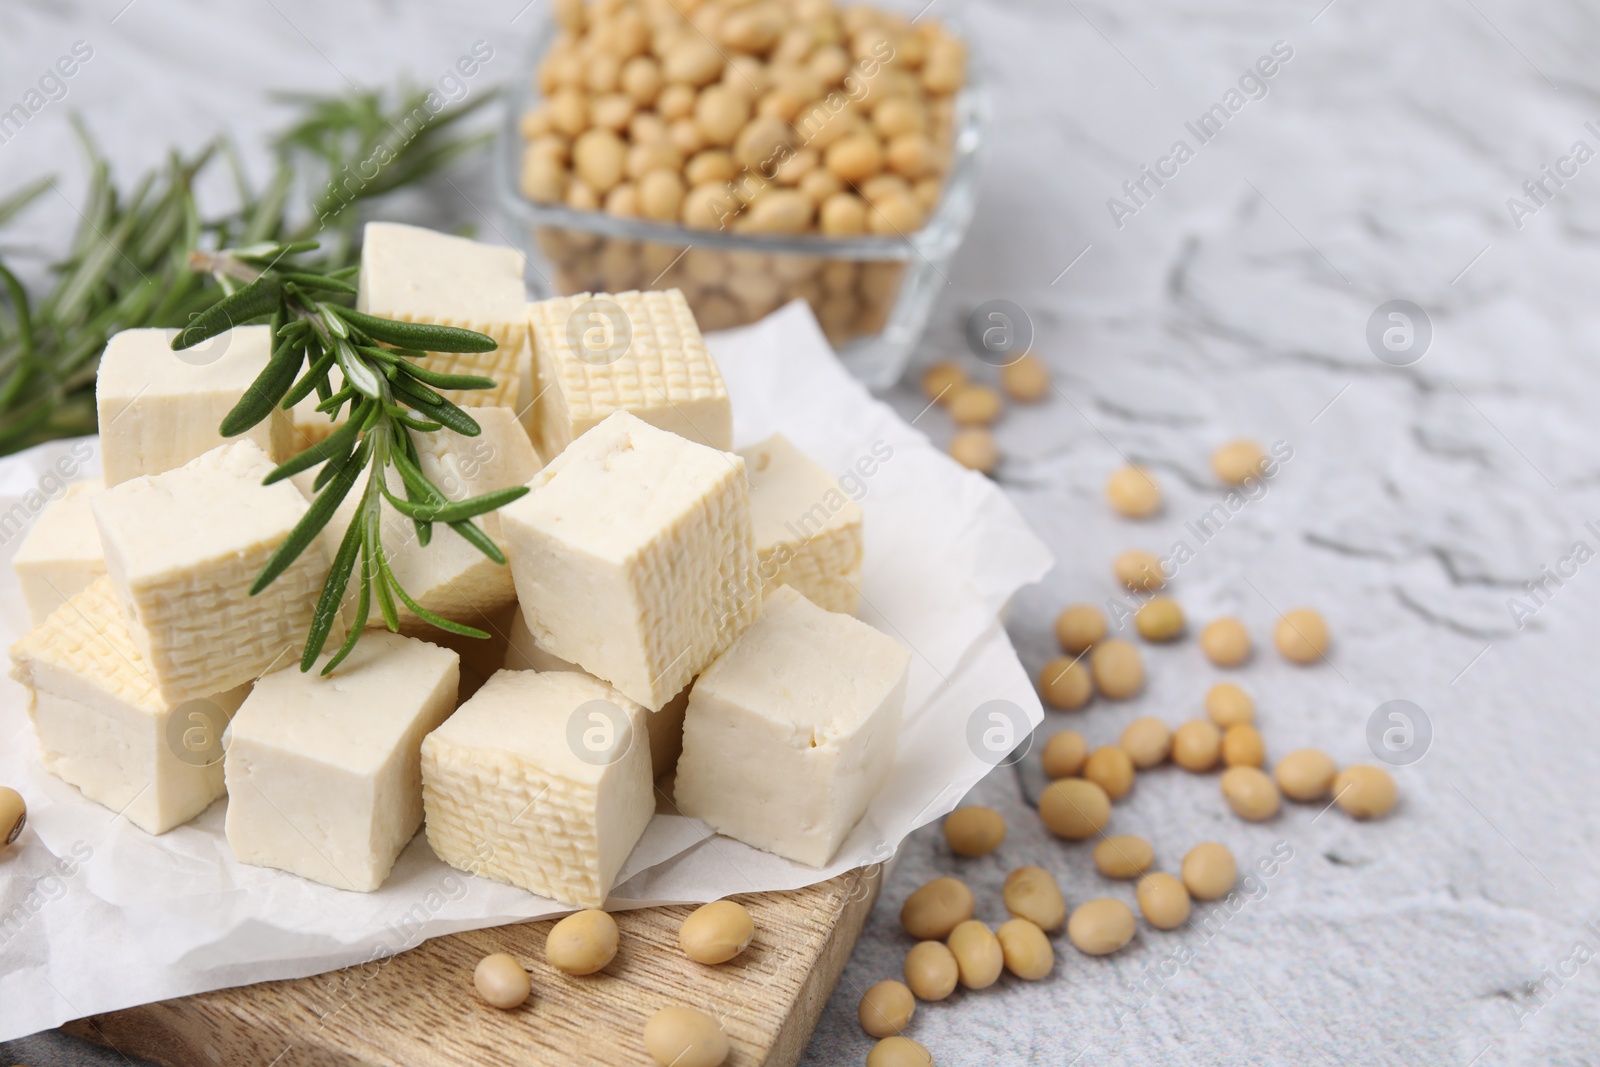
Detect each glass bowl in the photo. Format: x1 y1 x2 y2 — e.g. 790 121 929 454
495 10 988 389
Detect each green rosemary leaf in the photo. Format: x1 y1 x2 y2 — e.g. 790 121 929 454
386 576 489 639
329 265 360 281
392 358 496 392
388 446 444 503
334 338 381 398
383 484 528 524
300 516 362 671
172 275 281 351
263 401 368 484
219 334 302 437
279 270 357 295
250 455 362 595
315 386 355 415
0 176 51 229
331 306 498 353
391 376 481 436
390 371 441 406
448 518 508 565
367 511 401 632
320 545 372 676
281 341 338 408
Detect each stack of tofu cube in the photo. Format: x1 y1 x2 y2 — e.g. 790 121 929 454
8 222 910 907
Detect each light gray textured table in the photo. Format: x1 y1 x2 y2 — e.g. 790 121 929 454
3 1 1597 1065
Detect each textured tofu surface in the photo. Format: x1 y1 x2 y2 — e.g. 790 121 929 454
499 411 759 709
223 630 460 892
96 326 291 485
505 606 689 779
421 669 654 907
527 289 732 458
357 222 528 408
11 479 107 625
674 586 910 867
9 577 247 834
92 440 331 703
738 434 865 615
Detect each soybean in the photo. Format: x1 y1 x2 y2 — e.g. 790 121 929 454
997 918 1054 980
679 899 755 964
900 877 975 940
867 1036 934 1067
1221 765 1281 821
904 940 960 1001
644 1006 729 1067
1113 549 1167 591
944 806 1006 857
1334 764 1398 819
1039 656 1093 710
1275 607 1330 664
0 786 24 849
1181 842 1237 901
546 909 619 975
473 953 531 1009
1067 899 1136 956
1090 638 1144 700
1135 597 1185 642
1221 724 1266 768
1003 866 1066 931
1000 354 1051 402
1106 464 1161 519
947 919 1003 989
1212 438 1266 485
1200 617 1251 667
1172 720 1222 772
1275 749 1338 802
922 360 965 401
1119 717 1171 769
1055 603 1107 653
1041 730 1088 779
1205 683 1255 728
1084 746 1135 801
858 980 916 1038
948 383 1003 426
948 428 998 473
1093 835 1154 879
1038 778 1111 840
1136 872 1191 930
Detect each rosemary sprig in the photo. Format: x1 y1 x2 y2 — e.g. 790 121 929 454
178 244 527 674
0 84 496 456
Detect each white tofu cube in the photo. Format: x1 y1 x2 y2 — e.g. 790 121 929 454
499 411 760 710
420 669 654 907
9 577 248 835
526 289 732 459
11 479 107 625
223 631 460 892
506 606 689 779
738 434 865 615
92 440 334 704
96 326 292 487
674 586 909 867
357 222 528 409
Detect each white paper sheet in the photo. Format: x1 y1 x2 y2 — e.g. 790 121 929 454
0 301 1052 1041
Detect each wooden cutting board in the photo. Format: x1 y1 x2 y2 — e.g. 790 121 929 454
65 866 882 1067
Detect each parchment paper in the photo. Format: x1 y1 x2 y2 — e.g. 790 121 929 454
0 301 1051 1041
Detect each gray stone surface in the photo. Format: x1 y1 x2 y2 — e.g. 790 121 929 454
4 0 1598 1065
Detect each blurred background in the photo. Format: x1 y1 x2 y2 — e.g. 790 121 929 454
4 0 1600 1064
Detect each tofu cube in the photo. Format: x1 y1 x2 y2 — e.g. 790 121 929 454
11 479 107 624
96 326 292 486
357 222 529 409
223 631 460 892
674 586 909 867
526 289 732 460
506 606 689 779
738 434 865 615
92 440 334 704
421 669 654 907
499 411 760 710
9 577 248 834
